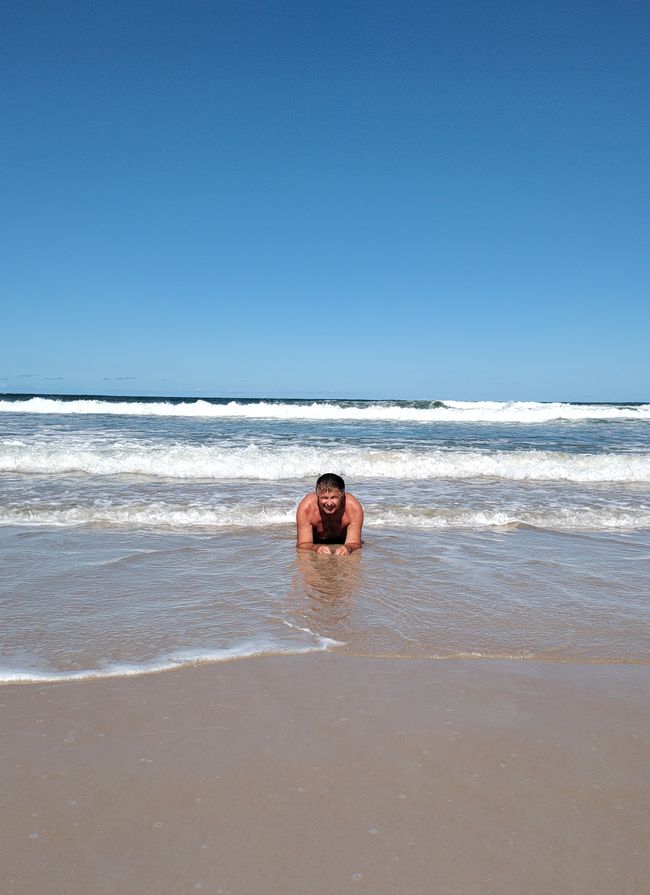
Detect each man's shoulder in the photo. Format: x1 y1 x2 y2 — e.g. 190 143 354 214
297 492 318 514
345 493 364 514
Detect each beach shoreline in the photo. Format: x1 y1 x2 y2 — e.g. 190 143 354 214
2 654 648 895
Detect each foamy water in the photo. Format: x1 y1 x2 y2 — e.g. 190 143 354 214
1 393 649 681
3 439 650 482
2 395 649 422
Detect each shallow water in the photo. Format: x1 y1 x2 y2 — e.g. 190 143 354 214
1 395 649 679
1 523 648 680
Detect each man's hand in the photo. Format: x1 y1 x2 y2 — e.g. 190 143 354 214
315 544 333 555
333 545 352 556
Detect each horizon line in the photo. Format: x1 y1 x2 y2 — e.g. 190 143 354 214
1 391 648 406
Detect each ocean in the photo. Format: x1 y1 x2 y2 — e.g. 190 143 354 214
1 394 649 681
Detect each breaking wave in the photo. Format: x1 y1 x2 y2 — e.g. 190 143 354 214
2 396 649 423
2 441 650 483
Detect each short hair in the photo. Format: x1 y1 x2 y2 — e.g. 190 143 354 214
316 473 345 492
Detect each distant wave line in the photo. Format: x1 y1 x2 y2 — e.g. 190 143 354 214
1 396 649 423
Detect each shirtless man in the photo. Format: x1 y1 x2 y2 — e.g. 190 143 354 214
296 473 364 556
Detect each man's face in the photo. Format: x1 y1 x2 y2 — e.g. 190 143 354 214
317 488 344 515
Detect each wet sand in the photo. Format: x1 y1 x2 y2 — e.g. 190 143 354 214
1 655 648 895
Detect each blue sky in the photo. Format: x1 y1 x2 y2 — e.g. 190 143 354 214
2 0 648 401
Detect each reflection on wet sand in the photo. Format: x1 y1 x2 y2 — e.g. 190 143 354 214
292 550 362 627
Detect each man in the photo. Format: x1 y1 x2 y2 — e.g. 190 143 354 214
296 473 364 555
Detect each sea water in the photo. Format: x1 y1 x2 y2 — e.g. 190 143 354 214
1 394 649 680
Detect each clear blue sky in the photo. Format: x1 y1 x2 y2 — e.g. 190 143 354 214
2 0 648 401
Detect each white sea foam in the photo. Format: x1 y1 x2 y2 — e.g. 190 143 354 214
0 502 295 528
2 501 649 531
2 396 649 422
370 506 650 531
2 441 650 482
0 636 343 684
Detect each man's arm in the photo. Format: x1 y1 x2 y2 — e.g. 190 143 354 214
333 498 364 556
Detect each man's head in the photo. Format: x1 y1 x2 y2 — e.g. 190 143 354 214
315 473 346 515
316 473 345 493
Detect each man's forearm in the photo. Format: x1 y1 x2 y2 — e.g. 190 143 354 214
296 542 318 551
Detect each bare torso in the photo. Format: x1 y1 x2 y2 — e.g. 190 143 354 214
296 491 364 554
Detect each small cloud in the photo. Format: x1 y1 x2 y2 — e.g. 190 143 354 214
44 377 64 381
115 376 138 381
17 373 34 379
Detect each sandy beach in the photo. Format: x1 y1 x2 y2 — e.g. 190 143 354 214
2 654 648 895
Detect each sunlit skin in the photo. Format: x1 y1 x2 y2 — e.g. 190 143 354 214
296 487 364 555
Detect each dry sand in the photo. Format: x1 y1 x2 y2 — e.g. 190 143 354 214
1 655 648 895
